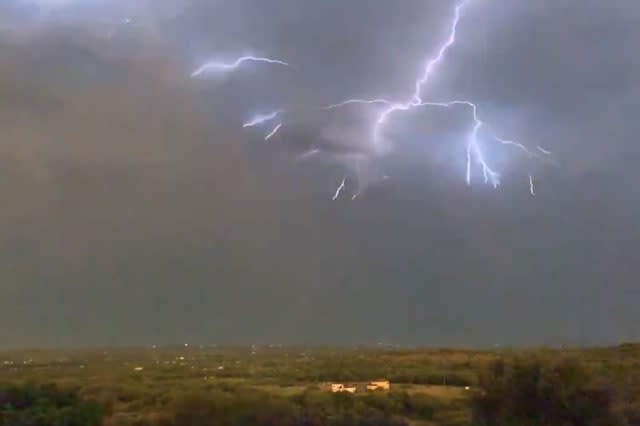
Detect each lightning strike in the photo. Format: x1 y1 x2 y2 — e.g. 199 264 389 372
322 0 547 193
297 149 321 161
332 178 346 201
322 99 393 110
536 145 552 155
191 55 289 78
264 123 283 141
413 100 540 186
412 2 466 104
368 1 467 150
242 110 284 128
529 174 535 196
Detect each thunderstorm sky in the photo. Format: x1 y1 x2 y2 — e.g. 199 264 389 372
0 0 639 347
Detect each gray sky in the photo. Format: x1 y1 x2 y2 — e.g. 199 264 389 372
0 0 639 347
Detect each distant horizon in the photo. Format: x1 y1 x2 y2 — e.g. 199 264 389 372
2 340 638 352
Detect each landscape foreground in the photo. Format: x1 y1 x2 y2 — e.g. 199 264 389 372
1 344 639 425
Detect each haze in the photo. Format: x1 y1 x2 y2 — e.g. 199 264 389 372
0 0 638 347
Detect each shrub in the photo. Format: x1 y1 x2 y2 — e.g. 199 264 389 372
0 383 105 426
471 357 624 426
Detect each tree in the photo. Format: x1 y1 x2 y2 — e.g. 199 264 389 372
471 357 624 426
0 383 104 426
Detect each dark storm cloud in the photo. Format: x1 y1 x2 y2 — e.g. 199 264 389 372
0 0 639 347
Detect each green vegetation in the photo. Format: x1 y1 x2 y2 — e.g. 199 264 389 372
472 357 624 425
0 344 639 425
0 383 104 426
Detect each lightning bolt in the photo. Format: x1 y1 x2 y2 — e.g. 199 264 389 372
367 1 467 150
191 55 289 78
242 110 286 141
322 99 393 110
412 100 543 186
264 123 283 141
297 149 321 161
536 145 552 155
242 110 284 128
529 174 535 196
322 0 550 195
332 178 346 201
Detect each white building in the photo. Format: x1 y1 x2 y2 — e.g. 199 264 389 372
330 383 357 393
366 380 390 391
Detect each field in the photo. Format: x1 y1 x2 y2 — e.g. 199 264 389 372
1 344 639 425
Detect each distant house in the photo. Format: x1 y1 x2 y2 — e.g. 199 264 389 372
330 383 357 393
366 380 390 391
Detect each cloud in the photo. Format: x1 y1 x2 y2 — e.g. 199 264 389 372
0 0 639 346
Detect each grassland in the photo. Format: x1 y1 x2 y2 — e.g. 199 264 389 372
1 344 639 425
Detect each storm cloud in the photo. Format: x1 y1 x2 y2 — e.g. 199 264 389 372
0 0 638 347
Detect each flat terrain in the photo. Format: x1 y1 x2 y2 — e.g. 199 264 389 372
1 344 639 425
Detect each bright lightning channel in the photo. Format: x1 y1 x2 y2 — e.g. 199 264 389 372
264 123 283 141
242 110 286 141
191 56 289 78
322 99 393 110
332 178 346 201
536 145 552 155
529 174 535 196
413 100 541 186
242 110 284 128
368 1 467 151
323 0 550 194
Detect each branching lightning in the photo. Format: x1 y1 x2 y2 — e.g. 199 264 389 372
192 1 552 200
322 0 550 197
11 0 554 201
191 55 289 78
363 1 467 152
411 99 542 186
242 110 286 140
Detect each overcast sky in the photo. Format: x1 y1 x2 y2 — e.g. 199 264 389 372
0 0 639 347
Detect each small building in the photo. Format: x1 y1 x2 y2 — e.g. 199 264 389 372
366 380 390 391
331 383 357 393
